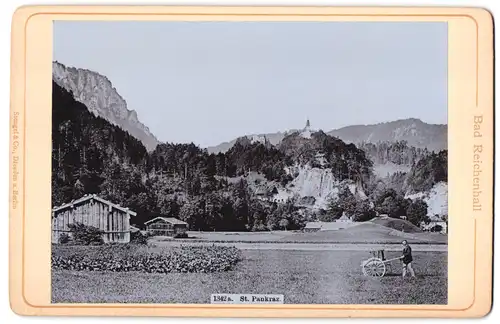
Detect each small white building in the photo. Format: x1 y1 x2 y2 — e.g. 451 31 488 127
336 214 353 223
421 221 447 234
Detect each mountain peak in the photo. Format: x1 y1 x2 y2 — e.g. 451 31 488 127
206 117 447 154
52 62 160 151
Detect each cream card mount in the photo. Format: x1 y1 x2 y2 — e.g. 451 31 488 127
9 5 494 318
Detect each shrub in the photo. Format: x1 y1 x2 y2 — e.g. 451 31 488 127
58 233 71 244
130 231 149 245
407 198 429 226
279 218 289 230
352 200 376 222
252 222 267 232
173 232 188 239
67 222 104 245
52 245 242 273
430 225 443 232
318 211 336 222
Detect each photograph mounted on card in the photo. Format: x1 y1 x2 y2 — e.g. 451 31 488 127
9 5 493 317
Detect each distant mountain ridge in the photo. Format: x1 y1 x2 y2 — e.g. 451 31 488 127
207 118 447 154
206 131 294 154
327 118 447 152
52 62 445 154
52 61 160 151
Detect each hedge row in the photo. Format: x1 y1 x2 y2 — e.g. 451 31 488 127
52 245 242 273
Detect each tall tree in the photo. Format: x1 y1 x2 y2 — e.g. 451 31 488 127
407 198 428 226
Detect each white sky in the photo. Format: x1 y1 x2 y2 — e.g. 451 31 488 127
54 21 447 147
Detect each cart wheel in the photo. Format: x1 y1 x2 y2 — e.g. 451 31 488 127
361 257 378 276
362 258 386 277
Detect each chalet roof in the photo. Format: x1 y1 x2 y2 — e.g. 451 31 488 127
144 217 188 226
52 194 137 216
305 222 322 228
428 220 447 225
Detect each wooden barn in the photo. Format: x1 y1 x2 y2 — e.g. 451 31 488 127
144 217 188 237
51 194 136 243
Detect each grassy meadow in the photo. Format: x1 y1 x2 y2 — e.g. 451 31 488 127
52 247 447 304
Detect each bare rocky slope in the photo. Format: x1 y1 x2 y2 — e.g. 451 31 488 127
52 62 160 151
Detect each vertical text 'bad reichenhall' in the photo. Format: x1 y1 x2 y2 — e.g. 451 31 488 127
473 115 483 211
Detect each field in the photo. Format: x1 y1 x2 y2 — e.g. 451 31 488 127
52 247 447 304
279 223 447 244
52 221 447 304
179 222 447 244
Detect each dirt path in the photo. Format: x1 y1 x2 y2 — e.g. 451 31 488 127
152 241 447 252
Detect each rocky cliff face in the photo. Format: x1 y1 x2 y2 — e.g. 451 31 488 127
282 164 367 209
406 182 448 216
237 166 367 210
52 62 160 151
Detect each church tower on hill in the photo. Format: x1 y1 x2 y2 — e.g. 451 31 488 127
299 118 313 139
304 119 311 131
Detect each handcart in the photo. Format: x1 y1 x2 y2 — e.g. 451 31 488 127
361 249 402 277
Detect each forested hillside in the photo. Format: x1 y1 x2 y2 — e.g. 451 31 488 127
53 82 371 230
357 141 429 166
279 130 373 185
405 150 448 193
52 81 448 230
52 82 148 207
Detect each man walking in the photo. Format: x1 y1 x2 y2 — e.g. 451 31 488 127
400 240 416 278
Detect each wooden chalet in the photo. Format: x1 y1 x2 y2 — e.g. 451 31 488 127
303 222 322 233
51 194 136 243
145 217 188 237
